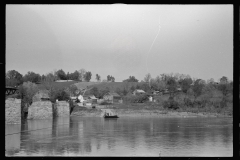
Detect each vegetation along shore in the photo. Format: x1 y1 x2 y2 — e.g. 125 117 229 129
6 69 233 119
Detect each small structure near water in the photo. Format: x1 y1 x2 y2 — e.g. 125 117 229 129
149 96 153 102
103 92 122 104
102 109 118 118
132 89 146 95
83 95 98 107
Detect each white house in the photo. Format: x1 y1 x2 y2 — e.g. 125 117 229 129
78 94 84 103
149 96 153 102
132 89 146 95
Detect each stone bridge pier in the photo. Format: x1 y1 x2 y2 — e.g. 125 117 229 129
54 101 70 117
28 101 53 119
5 98 21 124
28 101 70 119
6 99 70 121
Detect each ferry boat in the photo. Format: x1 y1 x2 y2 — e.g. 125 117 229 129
103 112 119 118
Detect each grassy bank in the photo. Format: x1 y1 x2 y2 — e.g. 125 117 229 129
70 90 232 118
70 102 232 118
123 91 232 116
110 103 232 117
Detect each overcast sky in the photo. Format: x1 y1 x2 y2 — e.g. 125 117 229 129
6 4 233 82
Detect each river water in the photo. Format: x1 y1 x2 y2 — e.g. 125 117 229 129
5 116 232 157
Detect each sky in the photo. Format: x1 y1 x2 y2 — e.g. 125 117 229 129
6 4 233 82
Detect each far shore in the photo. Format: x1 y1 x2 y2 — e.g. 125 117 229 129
70 106 232 118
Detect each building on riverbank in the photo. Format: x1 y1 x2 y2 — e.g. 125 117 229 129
132 89 146 95
103 92 122 103
83 95 98 104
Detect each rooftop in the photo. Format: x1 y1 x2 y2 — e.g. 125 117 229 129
134 89 145 93
104 92 121 97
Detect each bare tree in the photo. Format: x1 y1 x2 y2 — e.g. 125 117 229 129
144 73 151 87
78 68 86 82
43 72 55 90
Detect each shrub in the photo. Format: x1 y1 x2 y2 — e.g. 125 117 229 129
55 89 70 101
210 97 222 108
123 94 149 103
136 94 149 103
155 96 163 103
49 88 70 102
194 100 206 108
68 84 78 96
220 100 227 108
163 98 179 110
18 81 39 104
192 79 204 99
49 87 57 103
123 95 136 103
183 98 190 107
99 101 113 105
162 100 169 109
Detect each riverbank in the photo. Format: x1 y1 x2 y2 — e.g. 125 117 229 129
70 105 232 118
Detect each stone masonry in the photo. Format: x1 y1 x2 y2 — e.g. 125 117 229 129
28 101 53 119
55 101 70 117
5 98 21 124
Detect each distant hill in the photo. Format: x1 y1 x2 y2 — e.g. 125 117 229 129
74 82 102 90
87 82 139 92
37 81 79 90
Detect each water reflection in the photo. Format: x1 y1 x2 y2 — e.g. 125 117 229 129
5 124 21 156
5 117 232 156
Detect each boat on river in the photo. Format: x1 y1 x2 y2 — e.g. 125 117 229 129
104 115 119 118
103 112 119 118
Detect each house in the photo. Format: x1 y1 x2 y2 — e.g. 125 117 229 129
70 96 77 100
32 90 50 102
84 95 98 104
152 90 160 95
132 89 146 95
103 92 122 103
78 94 84 103
88 95 97 99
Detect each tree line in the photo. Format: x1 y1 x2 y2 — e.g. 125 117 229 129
119 73 233 112
5 69 119 87
137 73 232 101
6 68 233 117
6 69 232 101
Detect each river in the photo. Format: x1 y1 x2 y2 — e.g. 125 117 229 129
5 116 232 157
